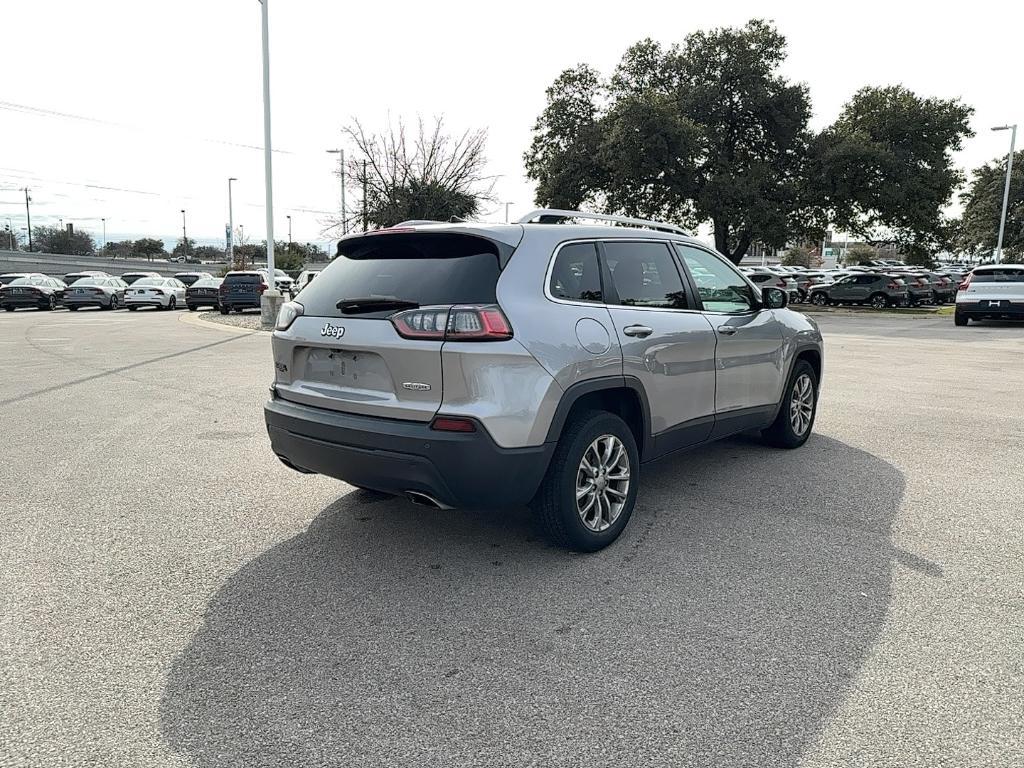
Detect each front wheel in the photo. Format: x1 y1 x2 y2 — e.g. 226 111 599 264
532 410 639 552
811 292 828 306
44 295 56 311
869 293 888 309
762 359 818 449
108 296 118 310
168 297 177 311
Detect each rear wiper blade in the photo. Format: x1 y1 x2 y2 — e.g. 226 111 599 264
336 297 420 314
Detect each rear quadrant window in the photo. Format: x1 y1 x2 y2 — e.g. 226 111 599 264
549 243 603 303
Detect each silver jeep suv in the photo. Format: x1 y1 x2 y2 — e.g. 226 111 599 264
264 209 824 551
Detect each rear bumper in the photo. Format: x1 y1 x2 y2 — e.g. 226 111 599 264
264 394 554 509
222 295 262 308
955 301 1024 319
0 296 48 307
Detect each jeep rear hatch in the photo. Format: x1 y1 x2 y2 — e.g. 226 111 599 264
272 231 509 422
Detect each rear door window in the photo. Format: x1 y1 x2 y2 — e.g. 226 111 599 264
549 242 603 303
604 241 689 309
298 233 502 318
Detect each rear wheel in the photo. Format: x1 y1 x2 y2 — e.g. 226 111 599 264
188 305 197 312
68 305 79 312
762 359 818 449
532 410 639 552
219 305 230 315
43 295 56 311
3 306 13 312
954 311 968 326
811 292 828 306
168 297 177 311
108 296 118 311
127 305 137 312
869 293 888 309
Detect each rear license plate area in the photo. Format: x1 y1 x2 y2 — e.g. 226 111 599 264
303 348 390 391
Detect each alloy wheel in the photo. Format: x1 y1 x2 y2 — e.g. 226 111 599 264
576 434 631 532
789 373 815 436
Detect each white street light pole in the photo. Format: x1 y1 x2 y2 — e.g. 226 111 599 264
504 202 512 223
992 124 1017 264
286 214 292 248
258 0 281 327
327 149 347 234
227 177 237 265
101 218 106 253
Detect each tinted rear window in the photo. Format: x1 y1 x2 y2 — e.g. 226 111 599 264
971 269 1024 282
298 233 501 317
224 274 262 284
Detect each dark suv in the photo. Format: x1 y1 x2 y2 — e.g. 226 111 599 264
219 271 268 314
809 273 908 308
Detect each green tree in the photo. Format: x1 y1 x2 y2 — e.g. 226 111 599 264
191 245 225 262
102 240 134 258
956 150 1023 261
172 237 196 258
811 85 974 253
132 238 167 261
525 20 816 264
781 246 817 267
844 243 878 265
344 116 495 229
32 225 95 256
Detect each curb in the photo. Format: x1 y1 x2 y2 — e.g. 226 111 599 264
178 310 266 335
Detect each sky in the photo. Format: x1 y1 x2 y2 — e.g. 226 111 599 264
1 0 1020 250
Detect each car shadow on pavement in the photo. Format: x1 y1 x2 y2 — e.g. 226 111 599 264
160 434 909 767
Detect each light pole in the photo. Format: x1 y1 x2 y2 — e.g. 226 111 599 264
5 217 12 250
23 188 32 251
504 202 512 223
286 214 292 250
258 0 281 326
180 209 188 258
326 148 347 234
228 177 237 265
992 124 1017 264
101 218 106 253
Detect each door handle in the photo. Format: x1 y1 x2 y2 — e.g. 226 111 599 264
717 326 738 335
622 324 653 338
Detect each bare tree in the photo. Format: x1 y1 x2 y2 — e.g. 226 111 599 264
333 116 497 232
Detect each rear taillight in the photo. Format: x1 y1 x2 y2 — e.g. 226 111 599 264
219 284 227 293
89 288 104 295
958 274 972 291
391 305 513 341
430 416 477 433
259 283 269 294
887 283 900 290
776 280 786 288
152 289 164 295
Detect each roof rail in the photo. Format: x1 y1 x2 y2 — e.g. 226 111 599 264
517 208 687 236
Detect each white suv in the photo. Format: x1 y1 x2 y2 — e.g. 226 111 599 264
954 265 1024 325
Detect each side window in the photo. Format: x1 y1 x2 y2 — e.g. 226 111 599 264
604 241 688 309
857 275 877 285
675 245 757 313
549 242 603 303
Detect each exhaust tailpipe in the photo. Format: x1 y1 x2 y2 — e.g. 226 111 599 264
406 491 452 510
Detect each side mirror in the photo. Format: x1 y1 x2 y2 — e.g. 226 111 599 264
762 286 788 309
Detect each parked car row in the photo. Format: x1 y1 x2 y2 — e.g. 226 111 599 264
740 264 969 308
0 268 308 313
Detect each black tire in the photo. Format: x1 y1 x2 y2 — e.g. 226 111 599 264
68 305 79 312
762 359 818 449
219 305 230 315
532 410 640 552
188 305 197 312
168 297 177 311
43 295 56 311
954 311 968 327
127 305 137 312
869 293 888 309
811 292 828 306
3 306 13 312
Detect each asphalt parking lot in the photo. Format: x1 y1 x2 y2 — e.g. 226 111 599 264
1 309 1022 767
